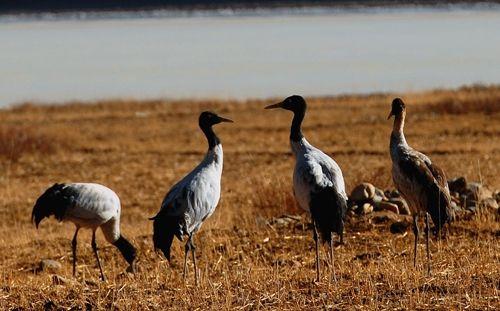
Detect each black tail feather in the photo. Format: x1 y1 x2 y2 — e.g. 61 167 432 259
310 187 347 243
32 183 69 228
152 212 179 262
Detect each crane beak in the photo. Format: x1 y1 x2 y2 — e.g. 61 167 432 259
264 102 283 109
218 116 234 123
387 110 394 120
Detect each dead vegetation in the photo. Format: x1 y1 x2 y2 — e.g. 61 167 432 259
0 125 59 162
0 85 499 310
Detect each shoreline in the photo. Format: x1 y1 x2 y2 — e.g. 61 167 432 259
2 1 500 22
3 84 499 110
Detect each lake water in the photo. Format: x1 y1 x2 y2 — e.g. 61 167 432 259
1 7 500 106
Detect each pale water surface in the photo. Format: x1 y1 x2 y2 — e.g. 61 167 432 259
1 8 500 106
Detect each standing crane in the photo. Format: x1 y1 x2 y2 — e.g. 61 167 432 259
151 111 233 285
32 183 137 281
265 95 347 282
388 98 453 275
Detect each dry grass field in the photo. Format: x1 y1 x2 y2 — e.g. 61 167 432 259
0 85 499 310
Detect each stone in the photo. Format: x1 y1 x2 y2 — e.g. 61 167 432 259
450 201 461 213
450 194 461 205
454 209 475 221
466 202 477 212
385 189 401 199
273 218 288 227
347 208 356 218
271 215 303 228
388 197 411 215
373 188 387 203
285 214 302 221
374 201 399 214
390 221 411 234
52 274 73 285
494 191 500 204
44 301 57 310
480 198 499 211
370 211 401 223
448 177 467 194
360 203 374 215
39 259 62 273
466 182 493 202
350 183 376 203
459 194 468 208
354 252 381 261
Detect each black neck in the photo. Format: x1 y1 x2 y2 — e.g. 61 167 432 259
113 235 137 265
290 109 305 142
201 124 220 149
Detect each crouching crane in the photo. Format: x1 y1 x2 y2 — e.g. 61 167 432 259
32 183 137 281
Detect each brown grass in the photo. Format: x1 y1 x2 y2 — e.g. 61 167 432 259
0 125 60 162
0 85 499 310
420 85 500 115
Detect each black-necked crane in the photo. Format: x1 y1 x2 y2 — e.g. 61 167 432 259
265 95 347 282
388 98 453 275
32 183 137 281
151 111 233 285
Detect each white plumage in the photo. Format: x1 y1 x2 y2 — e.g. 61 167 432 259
32 182 137 280
159 144 223 235
151 111 233 285
266 95 347 282
292 139 348 212
63 183 121 237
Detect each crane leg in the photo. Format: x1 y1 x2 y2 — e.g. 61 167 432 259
72 228 79 277
91 231 106 281
413 214 419 269
329 238 334 267
330 237 336 282
183 239 191 281
425 213 432 276
190 238 199 286
312 221 320 282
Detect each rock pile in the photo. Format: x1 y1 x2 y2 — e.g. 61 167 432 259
448 177 499 215
348 178 499 219
348 182 411 217
346 178 498 233
267 178 497 236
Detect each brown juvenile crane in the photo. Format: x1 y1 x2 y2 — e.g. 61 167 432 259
388 98 453 275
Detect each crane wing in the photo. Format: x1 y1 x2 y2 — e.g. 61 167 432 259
398 152 449 194
397 152 452 227
306 150 346 197
157 182 190 217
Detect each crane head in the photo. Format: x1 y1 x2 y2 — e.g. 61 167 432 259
199 111 233 127
388 98 406 119
265 95 306 114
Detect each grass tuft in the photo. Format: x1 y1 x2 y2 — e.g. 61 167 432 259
252 176 299 218
0 125 59 162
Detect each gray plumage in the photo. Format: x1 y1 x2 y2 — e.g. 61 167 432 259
151 111 233 285
388 98 453 275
